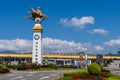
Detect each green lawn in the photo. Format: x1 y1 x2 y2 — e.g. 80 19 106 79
27 68 77 71
56 69 120 80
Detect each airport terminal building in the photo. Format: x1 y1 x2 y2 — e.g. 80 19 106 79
0 53 120 67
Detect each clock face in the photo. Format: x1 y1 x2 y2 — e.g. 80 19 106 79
34 34 40 40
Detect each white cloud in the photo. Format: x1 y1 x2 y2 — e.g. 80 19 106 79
94 46 104 51
82 43 104 54
90 28 109 35
43 37 87 53
60 16 94 28
0 38 32 53
104 38 120 46
0 38 87 53
2 37 119 54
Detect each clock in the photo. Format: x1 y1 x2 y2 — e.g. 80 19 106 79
34 34 40 40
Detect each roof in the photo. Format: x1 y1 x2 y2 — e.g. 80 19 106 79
0 54 120 59
33 24 43 32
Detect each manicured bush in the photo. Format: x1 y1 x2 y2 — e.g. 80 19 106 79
57 74 120 80
17 62 41 70
64 71 80 77
72 75 99 79
101 69 110 73
88 63 101 76
48 63 57 69
64 69 89 77
29 63 40 69
0 65 10 73
101 72 110 78
41 65 49 68
103 63 108 67
101 69 111 78
58 65 75 68
104 59 113 66
7 65 21 70
17 61 29 70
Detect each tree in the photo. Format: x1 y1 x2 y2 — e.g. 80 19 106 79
117 48 120 54
0 58 3 65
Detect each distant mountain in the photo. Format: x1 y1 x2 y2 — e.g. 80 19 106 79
105 53 120 56
0 50 17 54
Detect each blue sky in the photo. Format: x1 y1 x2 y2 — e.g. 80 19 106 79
0 0 120 54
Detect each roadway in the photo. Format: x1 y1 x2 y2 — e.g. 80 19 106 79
111 69 120 76
0 70 78 80
0 70 61 80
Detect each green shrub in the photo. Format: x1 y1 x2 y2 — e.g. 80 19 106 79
101 69 111 78
7 65 21 70
64 71 80 77
29 63 40 69
0 65 10 73
16 62 41 70
48 63 57 69
88 63 101 76
103 63 108 67
64 69 89 77
17 61 29 70
79 69 89 75
101 69 110 73
58 65 75 68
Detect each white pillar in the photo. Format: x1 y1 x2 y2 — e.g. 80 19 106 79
64 59 65 66
32 24 43 64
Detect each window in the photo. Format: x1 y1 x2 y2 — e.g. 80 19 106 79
36 42 38 44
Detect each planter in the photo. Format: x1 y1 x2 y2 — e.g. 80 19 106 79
72 75 106 80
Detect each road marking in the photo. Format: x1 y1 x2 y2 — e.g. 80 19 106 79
29 72 37 73
40 76 50 80
11 76 23 80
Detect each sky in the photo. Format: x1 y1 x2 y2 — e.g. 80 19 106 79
0 0 120 54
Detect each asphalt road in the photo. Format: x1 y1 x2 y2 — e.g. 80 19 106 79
104 67 120 76
111 70 120 76
0 70 62 80
0 70 78 80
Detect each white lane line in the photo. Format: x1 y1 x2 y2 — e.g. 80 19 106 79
40 76 50 80
50 74 57 76
11 76 23 80
29 72 38 73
